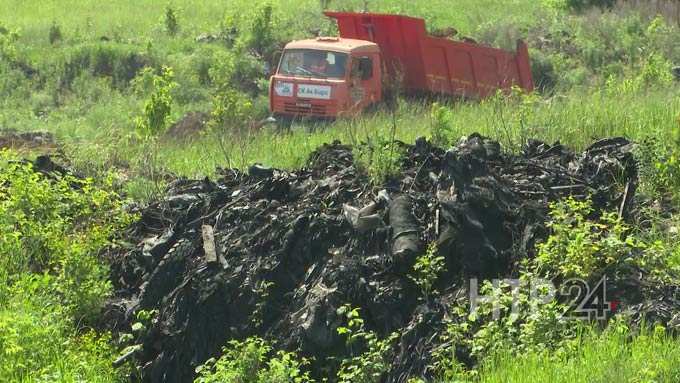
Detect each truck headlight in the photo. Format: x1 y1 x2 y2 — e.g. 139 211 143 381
274 81 294 97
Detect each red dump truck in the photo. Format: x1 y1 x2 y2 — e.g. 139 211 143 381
269 12 533 120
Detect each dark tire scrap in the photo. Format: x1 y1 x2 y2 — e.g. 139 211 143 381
105 134 672 382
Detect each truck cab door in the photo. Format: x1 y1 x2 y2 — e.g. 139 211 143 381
349 55 380 112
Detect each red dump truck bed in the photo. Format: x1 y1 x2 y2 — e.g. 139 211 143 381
324 12 534 98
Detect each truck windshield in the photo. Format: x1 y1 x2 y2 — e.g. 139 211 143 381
278 49 348 79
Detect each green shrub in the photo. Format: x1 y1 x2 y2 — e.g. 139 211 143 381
135 66 177 138
194 337 313 383
533 198 637 279
409 242 446 301
130 65 157 95
336 305 399 383
247 3 278 65
637 52 674 88
208 49 265 95
49 22 63 45
189 45 219 86
219 12 241 48
204 47 262 168
434 197 680 379
534 197 677 281
509 10 679 90
206 86 254 168
430 103 454 147
0 24 19 64
636 127 680 202
549 0 615 11
529 49 558 92
433 274 579 382
70 72 113 106
354 138 405 184
58 43 151 90
209 87 253 131
0 151 134 319
0 150 133 381
164 5 180 36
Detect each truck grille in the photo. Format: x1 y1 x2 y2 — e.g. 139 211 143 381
283 102 327 116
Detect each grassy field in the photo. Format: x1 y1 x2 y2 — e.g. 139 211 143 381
1 0 677 183
457 326 680 383
0 0 545 43
1 0 680 381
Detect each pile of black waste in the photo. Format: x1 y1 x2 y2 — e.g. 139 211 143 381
108 134 651 382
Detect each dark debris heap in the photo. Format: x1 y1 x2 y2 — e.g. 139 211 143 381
108 134 647 382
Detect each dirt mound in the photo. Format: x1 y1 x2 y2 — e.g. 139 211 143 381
109 134 641 382
0 130 56 151
164 112 210 140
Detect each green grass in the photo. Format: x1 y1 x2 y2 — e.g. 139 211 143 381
147 85 679 178
461 326 680 383
1 0 677 181
0 280 122 383
1 0 545 46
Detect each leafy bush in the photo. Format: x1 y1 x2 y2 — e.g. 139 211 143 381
246 3 279 66
135 66 177 138
0 152 135 319
638 127 677 193
0 150 133 381
543 0 615 10
637 123 680 202
533 198 639 279
637 52 674 88
209 87 253 133
57 43 152 90
49 22 63 45
433 274 579 382
409 242 446 301
336 305 399 383
219 12 241 48
0 24 19 64
208 49 265 95
164 5 180 36
194 337 313 383
430 103 454 147
535 197 677 281
205 82 256 169
354 138 405 184
529 49 558 92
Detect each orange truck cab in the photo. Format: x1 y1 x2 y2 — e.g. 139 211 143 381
269 37 382 119
269 12 534 121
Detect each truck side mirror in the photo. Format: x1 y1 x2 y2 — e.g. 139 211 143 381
359 57 373 80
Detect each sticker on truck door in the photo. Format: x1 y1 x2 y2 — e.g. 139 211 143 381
297 84 331 100
274 81 294 97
